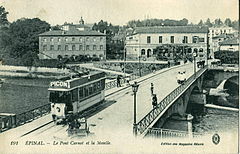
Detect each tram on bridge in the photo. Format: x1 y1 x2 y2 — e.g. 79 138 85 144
48 71 106 121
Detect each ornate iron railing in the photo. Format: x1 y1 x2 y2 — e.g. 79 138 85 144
104 72 140 90
136 66 208 135
0 104 50 132
146 128 202 138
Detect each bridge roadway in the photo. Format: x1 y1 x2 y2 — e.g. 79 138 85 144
0 63 198 142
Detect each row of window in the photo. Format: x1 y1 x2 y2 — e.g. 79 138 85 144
42 44 104 51
71 80 105 102
146 36 205 44
42 37 104 42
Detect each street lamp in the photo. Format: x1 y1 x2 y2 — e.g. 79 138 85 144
193 52 197 78
132 81 139 136
138 56 142 77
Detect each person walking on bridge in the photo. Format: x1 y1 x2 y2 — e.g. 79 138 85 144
152 94 158 108
117 75 121 87
150 83 154 96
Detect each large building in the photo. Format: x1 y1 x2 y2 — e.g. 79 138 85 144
219 38 239 51
125 26 209 60
208 25 238 56
38 18 106 60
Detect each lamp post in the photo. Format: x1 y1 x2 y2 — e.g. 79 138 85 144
138 56 141 77
193 52 197 78
132 81 139 137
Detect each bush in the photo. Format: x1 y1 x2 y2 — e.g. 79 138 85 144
214 51 239 64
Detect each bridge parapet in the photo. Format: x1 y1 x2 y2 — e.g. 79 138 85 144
146 128 202 139
136 66 208 136
0 104 50 133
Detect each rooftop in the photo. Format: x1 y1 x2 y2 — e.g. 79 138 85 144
219 38 239 45
132 26 208 35
39 29 105 36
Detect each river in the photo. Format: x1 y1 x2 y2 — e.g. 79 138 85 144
0 77 51 114
162 96 239 135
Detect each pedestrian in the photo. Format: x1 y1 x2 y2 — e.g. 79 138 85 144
117 75 121 87
152 65 156 73
152 94 158 108
167 61 170 68
150 83 154 96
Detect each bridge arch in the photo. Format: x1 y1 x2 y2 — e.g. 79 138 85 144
185 85 204 116
223 75 239 96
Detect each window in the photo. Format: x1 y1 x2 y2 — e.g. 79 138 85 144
65 37 68 41
79 45 83 50
83 86 89 97
57 45 61 50
100 37 103 41
93 45 96 50
72 37 75 41
199 48 203 52
86 37 89 41
58 38 61 42
43 38 47 42
183 36 188 43
65 45 68 51
141 49 145 55
72 45 76 51
79 37 82 42
159 36 162 43
192 36 198 43
43 45 47 51
93 38 96 42
89 84 93 95
170 36 174 43
147 36 151 43
100 45 103 50
71 89 78 102
86 45 90 50
50 45 54 50
50 37 53 42
199 38 205 42
79 87 83 99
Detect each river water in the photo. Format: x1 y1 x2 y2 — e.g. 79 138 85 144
0 78 51 114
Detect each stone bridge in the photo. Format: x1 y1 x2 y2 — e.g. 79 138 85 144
136 67 208 136
136 65 239 137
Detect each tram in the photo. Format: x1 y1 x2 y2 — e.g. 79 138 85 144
48 71 105 121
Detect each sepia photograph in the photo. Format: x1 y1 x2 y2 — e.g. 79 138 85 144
0 0 239 153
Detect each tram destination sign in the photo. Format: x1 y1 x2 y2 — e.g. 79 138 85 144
50 81 70 88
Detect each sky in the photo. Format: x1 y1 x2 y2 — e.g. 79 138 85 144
0 0 239 26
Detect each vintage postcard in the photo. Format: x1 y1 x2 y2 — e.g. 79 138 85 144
0 0 239 153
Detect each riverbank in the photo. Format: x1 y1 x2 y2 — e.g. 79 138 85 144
0 65 70 79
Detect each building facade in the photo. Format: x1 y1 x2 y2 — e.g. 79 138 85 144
208 25 237 57
38 18 106 60
211 34 235 53
125 26 209 61
219 38 239 51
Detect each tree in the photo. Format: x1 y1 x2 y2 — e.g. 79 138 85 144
214 18 223 26
0 6 9 27
205 18 212 27
198 20 203 26
51 24 61 30
224 18 232 27
231 20 239 30
3 18 50 66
